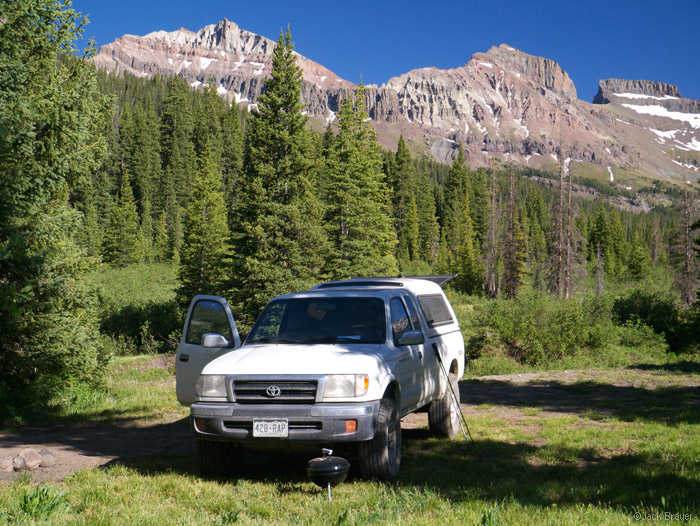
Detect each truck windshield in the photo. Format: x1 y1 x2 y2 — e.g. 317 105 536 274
247 297 386 345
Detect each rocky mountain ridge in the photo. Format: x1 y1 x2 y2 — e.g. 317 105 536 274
92 19 700 186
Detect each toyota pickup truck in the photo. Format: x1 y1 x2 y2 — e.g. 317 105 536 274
175 276 465 481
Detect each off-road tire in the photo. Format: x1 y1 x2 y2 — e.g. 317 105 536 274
358 397 402 481
428 373 461 438
196 439 240 476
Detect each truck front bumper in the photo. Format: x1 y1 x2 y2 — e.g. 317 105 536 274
190 400 380 443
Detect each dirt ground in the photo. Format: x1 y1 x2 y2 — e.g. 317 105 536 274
2 362 698 484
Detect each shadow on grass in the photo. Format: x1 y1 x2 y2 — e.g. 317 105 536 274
112 433 700 514
459 378 700 424
400 437 700 513
0 417 193 463
630 360 700 375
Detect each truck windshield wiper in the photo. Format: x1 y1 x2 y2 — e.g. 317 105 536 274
303 336 339 343
251 337 302 344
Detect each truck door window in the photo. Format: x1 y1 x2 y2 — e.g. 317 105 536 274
186 300 232 345
403 295 423 332
390 297 411 344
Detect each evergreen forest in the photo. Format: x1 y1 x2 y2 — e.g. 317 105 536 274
2 2 700 419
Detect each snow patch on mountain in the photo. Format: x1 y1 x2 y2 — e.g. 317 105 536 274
651 129 679 139
616 93 679 101
622 104 700 128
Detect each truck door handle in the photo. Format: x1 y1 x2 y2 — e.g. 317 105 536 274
179 354 189 362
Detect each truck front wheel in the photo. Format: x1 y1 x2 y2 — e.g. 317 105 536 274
358 397 402 481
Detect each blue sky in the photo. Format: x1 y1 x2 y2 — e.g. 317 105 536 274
71 0 700 101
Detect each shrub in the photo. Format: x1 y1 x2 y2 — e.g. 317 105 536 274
467 292 595 365
464 290 669 368
612 288 697 353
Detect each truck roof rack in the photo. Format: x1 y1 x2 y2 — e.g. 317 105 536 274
316 280 404 289
315 274 457 290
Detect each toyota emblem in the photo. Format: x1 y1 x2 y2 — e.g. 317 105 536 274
266 385 281 397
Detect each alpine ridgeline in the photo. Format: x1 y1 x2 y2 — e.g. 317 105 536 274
93 20 700 183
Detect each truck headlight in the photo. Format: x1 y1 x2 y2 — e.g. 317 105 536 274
324 375 369 398
195 375 227 399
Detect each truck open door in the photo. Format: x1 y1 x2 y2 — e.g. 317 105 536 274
175 295 241 406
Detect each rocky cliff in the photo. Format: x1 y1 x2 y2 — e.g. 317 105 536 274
92 20 700 185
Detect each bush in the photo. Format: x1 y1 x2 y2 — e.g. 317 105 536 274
467 291 594 365
612 288 698 354
464 290 669 368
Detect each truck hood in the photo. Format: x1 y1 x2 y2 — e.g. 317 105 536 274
201 343 387 376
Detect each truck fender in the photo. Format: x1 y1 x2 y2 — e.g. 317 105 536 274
377 374 401 405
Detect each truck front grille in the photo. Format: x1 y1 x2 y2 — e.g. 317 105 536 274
232 380 318 404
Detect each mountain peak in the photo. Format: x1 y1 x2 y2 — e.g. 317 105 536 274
472 44 577 100
593 78 681 103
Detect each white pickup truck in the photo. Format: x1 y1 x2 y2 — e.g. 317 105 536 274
175 276 465 481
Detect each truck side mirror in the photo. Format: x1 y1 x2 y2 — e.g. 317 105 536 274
202 333 231 348
397 330 425 346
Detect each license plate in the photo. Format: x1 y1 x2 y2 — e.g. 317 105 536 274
253 418 288 438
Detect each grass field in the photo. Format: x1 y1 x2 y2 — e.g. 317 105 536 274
2 354 699 525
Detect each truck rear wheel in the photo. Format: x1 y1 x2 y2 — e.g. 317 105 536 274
428 373 460 438
197 439 240 476
358 397 402 482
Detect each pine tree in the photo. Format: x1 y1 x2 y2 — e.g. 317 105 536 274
321 122 335 159
194 82 225 164
323 85 397 278
392 136 420 261
549 156 567 296
230 28 328 326
104 171 140 267
220 99 244 224
455 186 484 294
670 184 699 304
650 215 663 266
502 169 526 298
153 209 169 262
590 206 621 277
415 174 441 264
529 218 548 290
484 162 501 298
607 208 625 277
443 146 468 249
177 147 231 304
589 207 610 261
127 99 162 211
161 77 197 204
137 196 154 262
525 188 548 290
404 194 420 262
435 230 453 275
627 230 651 280
0 1 107 402
469 167 490 246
